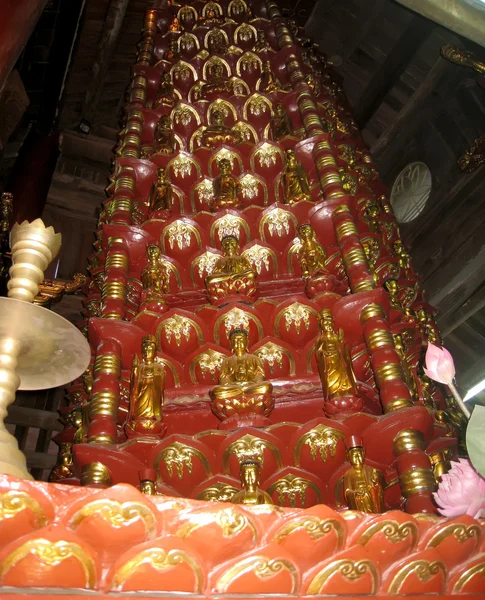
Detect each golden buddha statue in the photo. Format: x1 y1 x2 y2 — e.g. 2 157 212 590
428 447 453 483
141 244 169 300
282 148 311 204
270 103 293 140
384 278 402 310
297 224 326 279
253 30 273 53
362 201 381 234
258 60 285 93
416 307 442 346
49 443 74 482
201 108 243 148
393 333 419 402
126 335 166 437
316 309 359 404
201 63 235 99
210 329 273 429
164 40 180 62
343 436 385 513
393 240 412 277
72 405 89 444
149 167 172 214
211 158 242 211
205 235 258 303
169 17 181 31
231 460 274 505
154 115 175 155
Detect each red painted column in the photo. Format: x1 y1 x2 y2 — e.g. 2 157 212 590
0 0 49 93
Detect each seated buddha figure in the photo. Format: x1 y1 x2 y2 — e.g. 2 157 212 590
282 148 311 204
270 103 293 140
153 115 175 155
205 235 258 303
297 224 340 298
343 436 385 513
149 167 172 215
210 329 273 429
231 460 274 505
200 63 235 100
49 443 74 482
211 158 242 211
258 60 285 93
140 244 169 308
154 73 176 109
316 309 362 415
202 108 242 148
126 335 166 438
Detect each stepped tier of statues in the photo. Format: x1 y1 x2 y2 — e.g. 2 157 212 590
48 0 460 517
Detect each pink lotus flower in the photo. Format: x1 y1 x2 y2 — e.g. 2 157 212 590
424 343 455 385
434 458 485 519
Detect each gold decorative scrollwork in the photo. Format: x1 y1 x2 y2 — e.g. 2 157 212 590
216 557 299 593
203 1 223 17
193 177 214 209
167 153 201 179
234 23 258 46
387 560 446 595
358 520 418 548
177 5 198 23
240 173 267 203
274 302 317 335
157 315 204 347
111 548 203 592
259 207 298 240
210 214 251 245
250 142 283 170
0 539 96 588
273 517 345 546
242 244 277 276
236 52 263 76
189 348 228 383
0 491 47 528
177 507 254 539
243 94 273 120
222 433 282 473
171 103 201 127
69 499 156 537
294 423 345 465
179 32 200 51
161 220 202 252
155 441 212 478
452 562 485 593
213 307 264 343
426 523 481 548
307 559 378 594
268 474 321 507
170 60 199 82
191 250 221 283
254 341 294 375
232 121 259 144
196 482 240 502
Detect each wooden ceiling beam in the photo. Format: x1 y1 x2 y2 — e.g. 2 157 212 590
81 0 130 125
371 56 463 173
354 15 433 128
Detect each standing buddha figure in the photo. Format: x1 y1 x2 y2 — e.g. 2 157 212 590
210 329 273 429
169 17 181 31
343 436 385 513
297 224 327 279
282 148 311 204
212 158 241 210
316 309 361 415
231 460 274 505
126 335 166 437
154 115 175 155
141 244 169 301
393 333 419 402
149 167 172 214
205 235 258 303
270 103 293 140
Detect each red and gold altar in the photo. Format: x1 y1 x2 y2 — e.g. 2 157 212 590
0 0 483 597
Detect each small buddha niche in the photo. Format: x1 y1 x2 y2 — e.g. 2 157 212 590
282 148 311 204
153 115 176 155
201 63 236 99
210 328 273 429
231 459 273 505
148 167 172 215
202 108 242 148
270 103 293 140
211 158 242 211
342 435 385 513
297 224 341 297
